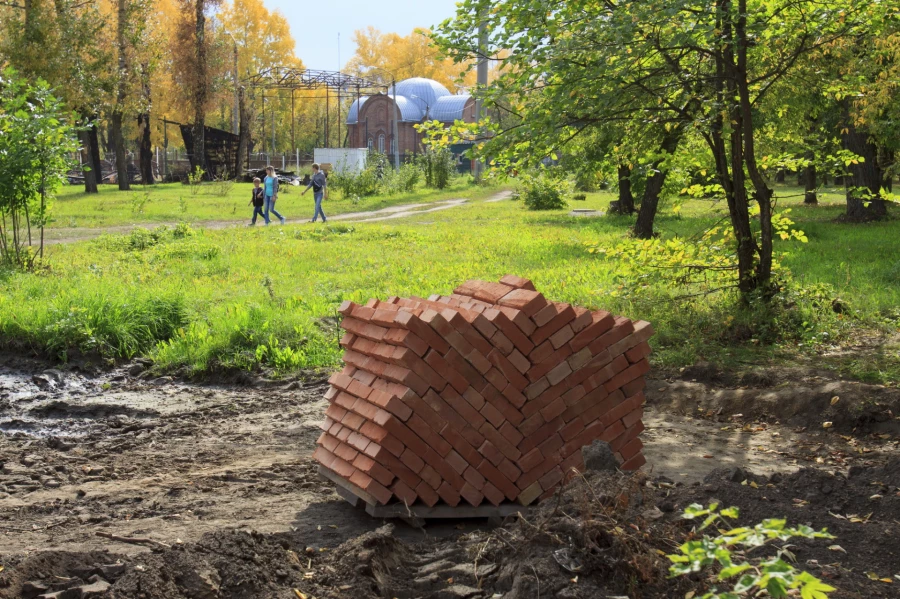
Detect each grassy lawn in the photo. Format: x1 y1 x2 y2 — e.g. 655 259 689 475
48 178 493 229
2 182 898 382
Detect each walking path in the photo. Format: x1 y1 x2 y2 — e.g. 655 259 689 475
43 191 514 245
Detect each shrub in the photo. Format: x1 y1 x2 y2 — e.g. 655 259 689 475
329 167 380 199
381 163 422 195
516 170 570 210
417 148 456 190
669 503 835 599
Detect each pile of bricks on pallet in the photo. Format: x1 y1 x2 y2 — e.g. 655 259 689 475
313 276 653 509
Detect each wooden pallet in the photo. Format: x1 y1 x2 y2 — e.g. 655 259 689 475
320 465 528 525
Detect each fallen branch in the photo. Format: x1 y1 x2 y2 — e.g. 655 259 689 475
95 531 171 548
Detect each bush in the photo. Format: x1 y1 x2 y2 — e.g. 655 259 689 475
417 148 456 190
381 163 422 195
516 170 570 210
329 167 380 199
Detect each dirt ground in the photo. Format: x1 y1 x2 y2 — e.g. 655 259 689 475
0 355 897 598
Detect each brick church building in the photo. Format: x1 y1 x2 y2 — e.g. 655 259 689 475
346 77 476 157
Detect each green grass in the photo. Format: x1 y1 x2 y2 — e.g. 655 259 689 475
2 182 898 382
48 178 490 229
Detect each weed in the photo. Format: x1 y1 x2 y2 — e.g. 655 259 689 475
178 196 188 214
187 166 205 195
130 191 150 215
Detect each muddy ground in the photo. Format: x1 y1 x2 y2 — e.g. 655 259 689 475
0 356 897 598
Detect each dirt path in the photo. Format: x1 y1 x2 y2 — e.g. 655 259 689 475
43 191 515 245
1 360 895 561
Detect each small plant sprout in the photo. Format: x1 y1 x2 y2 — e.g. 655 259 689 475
668 503 836 599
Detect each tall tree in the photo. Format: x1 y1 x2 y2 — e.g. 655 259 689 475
111 0 131 190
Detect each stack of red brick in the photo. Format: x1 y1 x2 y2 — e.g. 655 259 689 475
314 276 652 508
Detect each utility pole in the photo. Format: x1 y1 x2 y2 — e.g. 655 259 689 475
391 79 400 169
474 17 488 180
232 39 239 135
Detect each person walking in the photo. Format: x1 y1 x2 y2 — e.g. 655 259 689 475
301 163 328 223
249 177 267 225
263 166 286 225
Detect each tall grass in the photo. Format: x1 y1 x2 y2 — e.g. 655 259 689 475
0 185 896 380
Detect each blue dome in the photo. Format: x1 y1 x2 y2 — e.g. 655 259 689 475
346 97 368 125
390 77 452 115
431 95 472 122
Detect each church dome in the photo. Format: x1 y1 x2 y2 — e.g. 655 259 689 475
390 78 453 115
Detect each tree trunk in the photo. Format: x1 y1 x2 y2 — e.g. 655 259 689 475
614 163 635 214
112 0 130 190
842 118 887 220
804 163 817 204
88 117 103 184
633 129 683 239
192 0 208 177
236 86 250 176
878 146 894 192
79 125 99 194
137 65 154 184
775 169 785 183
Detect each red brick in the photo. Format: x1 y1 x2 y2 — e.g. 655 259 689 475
508 349 530 374
325 404 349 424
620 453 646 471
393 310 451 355
379 452 423 489
424 349 469 394
318 432 339 453
546 360 573 387
601 393 644 428
519 417 564 454
483 309 534 354
498 306 537 337
488 350 530 390
524 377 550 400
490 330 515 355
479 421 522 461
561 384 587 408
463 465 487 490
443 309 495 357
540 396 567 422
531 302 560 328
538 433 564 459
454 279 515 304
419 464 442 489
570 307 593 334
532 304 576 346
622 406 643 429
499 274 537 291
446 450 469 475
459 482 484 507
499 421 524 446
408 413 452 456
610 422 645 453
346 431 370 453
619 437 644 463
567 350 613 388
560 449 585 476
352 454 394 487
391 479 418 506
480 401 505 429
329 455 355 480
441 424 482 466
335 426 351 442
465 348 492 375
341 411 365 431
528 345 574 383
529 339 556 365
588 317 635 354
517 447 544 472
400 448 425 473
484 367 508 392
497 458 522 485
463 387 486 410
621 377 646 397
500 384 527 412
608 321 655 357
479 439 505 467
539 467 564 491
476 459 519 500
498 288 549 317
422 389 474 440
338 300 356 316
403 394 445 439
352 369 377 387
350 397 379 422
443 388 488 430
444 347 488 390
567 347 593 372
367 388 413 421
313 446 336 470
549 324 575 349
624 340 652 363
516 455 559 490
559 418 584 443
324 386 338 401
583 355 629 393
517 481 543 506
415 480 440 506
481 481 505 506
603 359 650 394
468 312 499 341
437 481 462 506
598 420 626 444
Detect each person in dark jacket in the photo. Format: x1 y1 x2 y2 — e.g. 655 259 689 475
263 166 286 225
301 163 328 223
249 177 266 225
